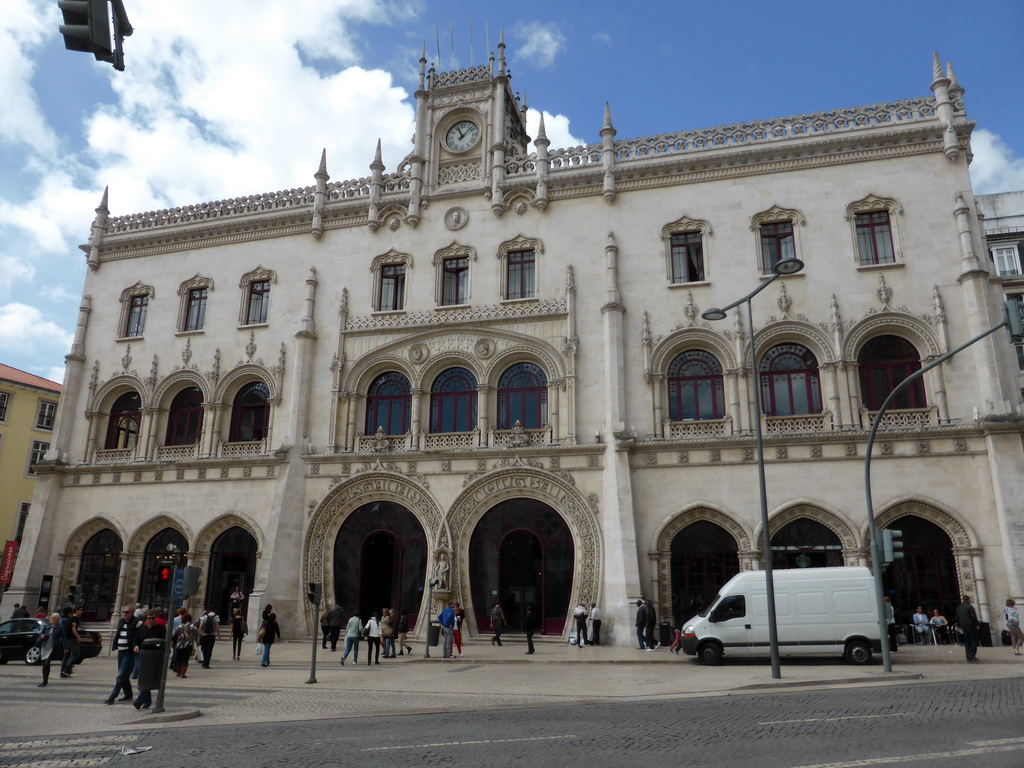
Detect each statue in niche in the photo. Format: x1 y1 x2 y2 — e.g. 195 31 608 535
433 551 450 591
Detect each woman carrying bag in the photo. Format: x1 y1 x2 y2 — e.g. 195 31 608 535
260 613 281 667
172 614 195 678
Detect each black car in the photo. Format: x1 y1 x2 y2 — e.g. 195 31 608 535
0 618 103 665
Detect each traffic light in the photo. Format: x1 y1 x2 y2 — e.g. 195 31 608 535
307 582 322 606
182 566 201 598
57 0 133 71
58 0 112 62
882 529 905 564
154 559 174 596
67 584 82 606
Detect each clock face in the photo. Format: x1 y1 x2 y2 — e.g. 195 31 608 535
445 120 480 152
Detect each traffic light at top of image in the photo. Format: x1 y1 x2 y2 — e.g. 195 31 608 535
154 560 173 595
57 0 133 71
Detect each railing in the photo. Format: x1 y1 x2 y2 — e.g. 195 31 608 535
354 429 411 453
156 444 198 461
764 411 833 434
665 417 731 439
94 448 135 464
219 439 268 457
862 407 937 430
422 430 480 450
490 424 552 448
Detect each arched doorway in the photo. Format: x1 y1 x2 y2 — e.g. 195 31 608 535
139 528 188 612
670 520 739 625
79 529 123 621
771 518 843 569
205 526 258 620
333 502 427 624
469 499 574 635
882 516 958 623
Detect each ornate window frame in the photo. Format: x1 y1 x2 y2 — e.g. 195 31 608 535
117 282 154 340
433 243 476 308
661 215 711 286
176 274 214 333
238 266 276 327
370 250 412 312
751 206 804 275
497 235 543 301
845 194 903 268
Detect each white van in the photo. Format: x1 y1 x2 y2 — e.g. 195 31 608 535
680 567 882 665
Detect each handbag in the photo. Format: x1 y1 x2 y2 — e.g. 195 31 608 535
257 627 266 642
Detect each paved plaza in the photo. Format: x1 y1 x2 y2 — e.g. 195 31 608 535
0 637 1020 739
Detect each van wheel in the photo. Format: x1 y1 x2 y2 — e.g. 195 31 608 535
697 642 723 666
844 639 872 665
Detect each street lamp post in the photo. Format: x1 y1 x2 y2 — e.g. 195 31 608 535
702 257 804 680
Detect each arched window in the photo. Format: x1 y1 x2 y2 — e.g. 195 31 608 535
771 518 843 569
229 382 269 442
105 392 141 449
670 520 739 623
858 335 925 410
667 350 725 421
497 363 548 429
429 367 477 433
365 372 411 435
165 387 204 446
759 343 822 416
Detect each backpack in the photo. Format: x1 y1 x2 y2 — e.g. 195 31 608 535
202 615 217 635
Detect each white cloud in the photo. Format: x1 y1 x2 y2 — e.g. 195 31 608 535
970 129 1024 195
0 254 35 289
45 365 67 385
0 0 60 157
0 303 75 352
514 22 566 69
526 109 585 150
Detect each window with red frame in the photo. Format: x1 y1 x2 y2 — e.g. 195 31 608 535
667 350 724 420
505 250 535 299
165 387 204 446
857 335 925 410
855 211 895 265
124 295 148 337
229 382 269 442
379 264 406 311
105 392 141 449
670 232 705 283
245 280 270 325
441 257 469 306
365 372 411 435
183 287 208 331
759 343 822 416
759 222 795 273
497 362 547 429
429 367 477 432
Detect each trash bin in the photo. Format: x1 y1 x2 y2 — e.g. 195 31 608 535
979 622 993 647
659 622 672 646
138 637 165 691
427 623 441 647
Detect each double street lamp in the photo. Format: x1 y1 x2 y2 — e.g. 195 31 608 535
701 256 804 680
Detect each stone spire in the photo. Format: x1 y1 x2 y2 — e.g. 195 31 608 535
368 140 385 231
929 52 959 161
946 60 965 113
601 103 617 203
85 186 109 270
498 27 506 77
311 149 329 240
534 113 550 211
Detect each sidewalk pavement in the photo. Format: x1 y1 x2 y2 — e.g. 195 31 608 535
0 637 1020 739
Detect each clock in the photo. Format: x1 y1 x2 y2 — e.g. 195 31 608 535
445 120 480 152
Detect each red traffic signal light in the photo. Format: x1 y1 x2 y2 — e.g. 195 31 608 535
154 561 174 595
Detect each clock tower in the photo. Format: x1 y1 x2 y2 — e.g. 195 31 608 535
406 31 531 216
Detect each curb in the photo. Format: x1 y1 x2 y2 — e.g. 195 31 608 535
134 708 202 724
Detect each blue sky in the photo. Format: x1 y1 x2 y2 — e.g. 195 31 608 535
2 0 1022 383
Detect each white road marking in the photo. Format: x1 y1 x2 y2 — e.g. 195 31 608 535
758 713 911 725
0 736 136 750
0 759 113 768
966 737 1024 746
791 743 1022 767
362 734 578 751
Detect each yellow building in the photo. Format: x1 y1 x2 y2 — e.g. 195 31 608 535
0 365 61 567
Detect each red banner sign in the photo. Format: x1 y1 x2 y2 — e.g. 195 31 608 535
0 541 18 584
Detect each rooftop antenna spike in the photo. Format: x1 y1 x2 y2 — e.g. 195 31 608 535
435 24 441 69
450 22 455 70
469 16 474 67
485 16 490 57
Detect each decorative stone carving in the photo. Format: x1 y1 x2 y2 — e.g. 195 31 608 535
443 207 468 230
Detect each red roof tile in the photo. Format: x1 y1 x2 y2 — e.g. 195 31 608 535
0 364 62 394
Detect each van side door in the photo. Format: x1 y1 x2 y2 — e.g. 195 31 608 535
708 595 751 655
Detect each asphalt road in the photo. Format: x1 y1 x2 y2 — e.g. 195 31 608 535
1 678 1021 767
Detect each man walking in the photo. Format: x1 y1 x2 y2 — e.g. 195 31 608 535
325 603 345 651
105 605 140 704
644 599 659 650
340 613 363 665
198 609 219 668
635 599 647 650
438 601 456 659
955 595 981 662
524 604 538 655
61 606 83 677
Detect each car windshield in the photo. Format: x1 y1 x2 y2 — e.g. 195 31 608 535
697 595 721 618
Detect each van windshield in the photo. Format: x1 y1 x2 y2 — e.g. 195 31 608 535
697 595 720 618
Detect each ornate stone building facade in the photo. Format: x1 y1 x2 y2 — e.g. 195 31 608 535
5 49 1023 643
